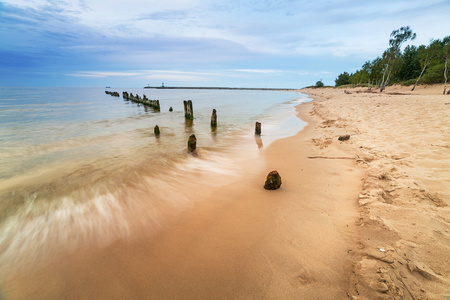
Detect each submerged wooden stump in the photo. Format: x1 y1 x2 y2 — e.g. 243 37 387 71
264 170 282 190
255 122 261 135
187 134 197 153
211 109 217 127
154 125 160 135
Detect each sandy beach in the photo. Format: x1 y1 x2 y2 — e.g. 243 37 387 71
3 85 450 299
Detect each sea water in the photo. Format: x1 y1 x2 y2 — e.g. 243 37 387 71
0 87 309 279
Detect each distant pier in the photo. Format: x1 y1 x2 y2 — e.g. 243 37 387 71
144 86 298 91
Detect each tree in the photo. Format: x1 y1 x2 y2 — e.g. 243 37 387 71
380 26 417 92
397 45 420 81
412 44 432 91
335 72 351 87
315 80 324 88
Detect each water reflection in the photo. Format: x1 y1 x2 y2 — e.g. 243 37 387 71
184 119 194 135
254 135 263 149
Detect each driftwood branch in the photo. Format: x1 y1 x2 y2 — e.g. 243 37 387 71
308 156 356 160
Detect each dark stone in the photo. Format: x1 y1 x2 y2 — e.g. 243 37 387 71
255 122 261 135
338 135 350 141
154 125 160 135
264 170 282 190
211 109 217 127
187 134 197 153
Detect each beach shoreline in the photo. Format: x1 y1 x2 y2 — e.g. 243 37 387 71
302 84 450 299
3 85 450 299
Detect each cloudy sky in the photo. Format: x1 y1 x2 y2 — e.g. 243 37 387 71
1 0 449 88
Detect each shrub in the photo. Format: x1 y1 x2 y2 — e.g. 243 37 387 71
421 64 444 84
315 80 324 88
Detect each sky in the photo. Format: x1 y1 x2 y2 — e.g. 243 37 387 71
1 0 449 88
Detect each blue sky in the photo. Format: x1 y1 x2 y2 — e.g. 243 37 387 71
1 0 449 88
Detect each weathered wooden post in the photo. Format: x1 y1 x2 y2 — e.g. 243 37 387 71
154 125 160 136
211 109 217 128
255 122 261 135
183 100 194 119
187 134 197 153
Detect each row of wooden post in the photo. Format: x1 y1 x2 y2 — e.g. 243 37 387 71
106 91 261 153
105 91 120 97
122 91 160 111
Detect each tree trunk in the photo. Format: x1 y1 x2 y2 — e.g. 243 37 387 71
380 64 388 91
444 57 448 95
380 54 393 92
412 61 428 91
380 68 392 92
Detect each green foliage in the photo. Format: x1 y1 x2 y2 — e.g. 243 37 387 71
396 45 421 81
315 80 324 87
421 63 445 84
337 28 450 88
400 79 416 86
389 26 416 48
335 72 351 87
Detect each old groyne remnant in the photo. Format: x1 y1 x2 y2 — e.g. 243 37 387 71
122 91 160 111
154 125 160 136
105 91 120 97
211 109 217 128
255 122 261 135
183 100 194 119
187 134 197 153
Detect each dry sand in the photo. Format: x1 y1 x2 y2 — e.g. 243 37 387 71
304 84 450 299
3 85 450 299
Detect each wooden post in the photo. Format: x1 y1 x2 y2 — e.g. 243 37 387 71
255 122 261 135
183 100 194 119
211 109 217 127
154 125 160 135
187 134 197 153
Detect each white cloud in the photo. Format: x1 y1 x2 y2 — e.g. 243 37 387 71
67 71 143 77
232 69 286 74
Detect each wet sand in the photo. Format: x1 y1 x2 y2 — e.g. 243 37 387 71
3 85 450 299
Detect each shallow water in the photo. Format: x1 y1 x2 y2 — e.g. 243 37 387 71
0 87 309 279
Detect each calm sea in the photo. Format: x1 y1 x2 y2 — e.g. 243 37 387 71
0 87 308 279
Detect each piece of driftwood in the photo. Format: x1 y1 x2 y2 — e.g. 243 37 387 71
338 135 351 141
307 156 356 160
